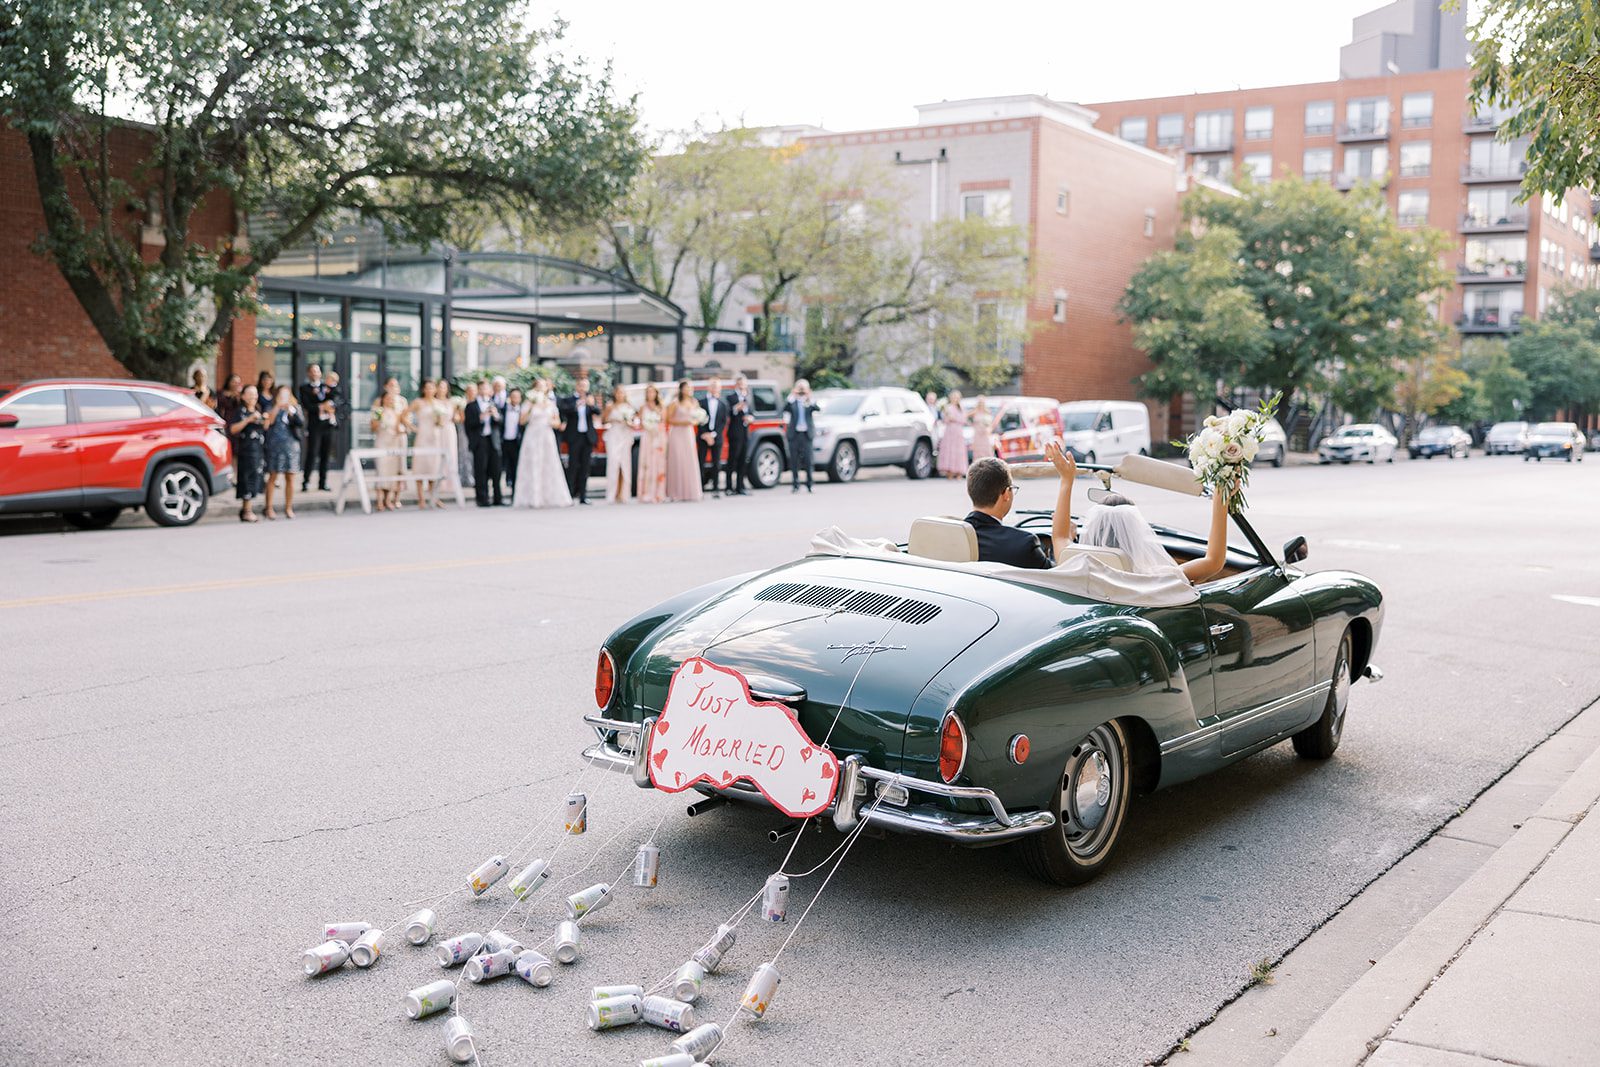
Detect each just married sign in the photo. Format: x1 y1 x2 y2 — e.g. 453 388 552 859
647 657 840 818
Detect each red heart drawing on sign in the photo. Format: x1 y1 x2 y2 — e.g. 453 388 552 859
801 788 816 805
721 771 733 783
653 749 667 770
690 661 703 675
654 719 668 735
674 771 683 786
800 746 812 762
821 762 835 779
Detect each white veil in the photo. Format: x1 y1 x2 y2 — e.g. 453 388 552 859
1080 501 1186 579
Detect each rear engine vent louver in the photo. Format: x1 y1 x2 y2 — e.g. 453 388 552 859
754 583 942 625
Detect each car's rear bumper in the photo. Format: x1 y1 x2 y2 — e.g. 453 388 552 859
581 714 1055 845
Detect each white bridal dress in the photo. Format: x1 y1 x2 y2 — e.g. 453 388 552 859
514 399 573 508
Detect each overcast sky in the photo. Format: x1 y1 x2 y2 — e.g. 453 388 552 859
555 0 1408 134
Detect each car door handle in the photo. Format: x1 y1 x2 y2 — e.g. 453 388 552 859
1209 623 1235 637
50 441 74 450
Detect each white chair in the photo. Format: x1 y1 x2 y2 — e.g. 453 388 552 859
908 516 978 563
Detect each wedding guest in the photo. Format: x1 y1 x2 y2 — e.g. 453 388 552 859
435 379 463 501
665 379 704 502
603 384 636 504
464 380 504 506
230 384 266 522
970 397 996 461
512 380 572 508
298 363 336 492
501 387 524 501
725 375 754 495
217 374 243 426
263 386 304 519
454 381 476 491
557 375 602 505
410 379 449 508
699 377 728 497
370 377 413 511
937 389 968 479
924 390 941 417
256 371 276 413
784 378 820 494
637 383 668 504
192 368 215 409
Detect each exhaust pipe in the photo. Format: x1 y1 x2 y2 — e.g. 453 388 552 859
686 795 729 818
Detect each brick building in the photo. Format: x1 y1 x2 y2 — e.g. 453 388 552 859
0 124 253 385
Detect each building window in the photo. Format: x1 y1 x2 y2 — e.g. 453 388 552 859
1244 106 1273 140
1143 209 1156 238
1345 97 1390 137
1401 92 1433 128
1464 236 1527 277
1463 287 1523 328
961 189 1012 224
974 301 1024 360
1195 155 1233 181
1397 190 1429 225
1242 152 1272 181
1468 138 1529 179
1398 141 1431 177
1118 117 1148 144
1467 187 1521 227
1303 147 1334 180
1155 113 1184 147
1052 289 1069 323
1193 109 1233 149
1342 145 1388 181
1305 100 1334 135
1056 185 1070 215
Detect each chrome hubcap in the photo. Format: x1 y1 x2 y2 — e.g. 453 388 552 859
756 448 781 485
1060 725 1124 860
1330 644 1352 741
159 470 204 522
836 446 856 478
914 444 932 476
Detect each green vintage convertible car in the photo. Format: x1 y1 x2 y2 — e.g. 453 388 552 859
582 465 1384 885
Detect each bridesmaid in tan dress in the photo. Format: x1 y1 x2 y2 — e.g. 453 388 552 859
637 384 668 503
970 397 997 461
664 379 704 503
409 379 446 507
370 377 413 511
602 385 636 503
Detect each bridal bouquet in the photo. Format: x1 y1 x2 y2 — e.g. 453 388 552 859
1181 393 1280 514
641 408 662 431
691 406 709 426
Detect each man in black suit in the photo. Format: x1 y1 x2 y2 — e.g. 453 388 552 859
724 375 754 495
501 387 524 501
463 381 504 506
297 364 336 492
963 446 1078 568
699 377 729 497
783 378 820 494
557 374 602 505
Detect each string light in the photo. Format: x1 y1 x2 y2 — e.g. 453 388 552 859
539 326 605 345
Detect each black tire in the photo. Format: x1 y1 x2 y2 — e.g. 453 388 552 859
1293 630 1352 760
1271 445 1285 467
145 462 209 527
62 507 121 530
748 440 784 489
904 438 934 479
1084 450 1097 465
827 441 858 483
1020 720 1132 886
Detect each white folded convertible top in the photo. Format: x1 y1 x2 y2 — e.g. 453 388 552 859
807 527 1199 608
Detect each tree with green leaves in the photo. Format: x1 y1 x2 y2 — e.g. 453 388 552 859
1452 337 1529 423
1395 348 1471 438
1 0 643 382
1457 0 1600 198
1507 289 1600 418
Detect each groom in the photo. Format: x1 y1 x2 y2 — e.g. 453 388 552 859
464 380 505 506
557 374 602 505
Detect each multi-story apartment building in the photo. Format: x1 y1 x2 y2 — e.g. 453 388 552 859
1087 1 1599 342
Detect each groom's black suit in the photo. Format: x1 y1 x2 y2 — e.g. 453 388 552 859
556 392 602 503
464 396 504 505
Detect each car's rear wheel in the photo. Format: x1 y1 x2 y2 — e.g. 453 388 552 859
1020 720 1131 886
827 441 858 483
1272 444 1285 467
904 438 933 479
1293 629 1352 760
62 507 120 530
146 462 209 527
749 441 783 489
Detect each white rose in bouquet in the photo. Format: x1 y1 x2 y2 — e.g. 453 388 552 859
1175 393 1281 514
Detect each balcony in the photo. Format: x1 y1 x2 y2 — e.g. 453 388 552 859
1338 121 1390 143
1334 172 1388 191
1463 112 1514 134
1455 310 1523 334
1397 213 1429 227
1459 210 1531 234
1591 243 1600 262
1457 261 1528 283
1461 161 1530 183
1185 138 1233 154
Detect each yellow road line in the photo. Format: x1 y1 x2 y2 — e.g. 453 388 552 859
0 530 805 610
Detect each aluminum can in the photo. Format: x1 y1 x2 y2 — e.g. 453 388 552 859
404 908 436 946
633 843 660 888
708 922 737 956
508 859 549 899
444 1016 475 1064
565 882 612 920
302 939 349 976
670 1022 724 1059
467 854 509 895
641 993 695 1033
672 960 705 1003
586 993 643 1031
690 941 723 973
554 920 582 963
514 950 554 987
464 948 518 983
435 932 484 967
640 1054 698 1067
323 921 371 942
762 873 790 922
402 978 456 1019
350 928 385 968
564 792 587 834
740 961 781 1019
593 984 645 1000
484 929 524 955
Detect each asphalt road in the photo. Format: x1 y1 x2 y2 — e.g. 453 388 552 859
2 455 1598 1066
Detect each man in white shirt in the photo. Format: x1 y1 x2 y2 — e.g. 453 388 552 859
699 377 728 497
464 380 504 505
501 387 523 501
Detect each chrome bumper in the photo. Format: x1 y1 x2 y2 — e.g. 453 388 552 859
582 714 1055 845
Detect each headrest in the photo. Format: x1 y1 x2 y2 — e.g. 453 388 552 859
1055 541 1133 571
908 516 978 563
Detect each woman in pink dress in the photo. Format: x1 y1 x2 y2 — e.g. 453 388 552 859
637 384 668 503
937 389 969 478
969 396 996 461
664 379 704 502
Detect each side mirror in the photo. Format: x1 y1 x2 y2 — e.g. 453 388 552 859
0 413 17 429
1283 536 1309 565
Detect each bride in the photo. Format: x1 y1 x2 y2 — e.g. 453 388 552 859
513 380 573 509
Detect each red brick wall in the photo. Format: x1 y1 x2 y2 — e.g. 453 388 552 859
0 124 252 385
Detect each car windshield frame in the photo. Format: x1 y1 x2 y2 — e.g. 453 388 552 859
1333 428 1375 439
1060 411 1098 432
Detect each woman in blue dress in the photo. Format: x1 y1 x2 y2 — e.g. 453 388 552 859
230 384 267 523
263 385 305 519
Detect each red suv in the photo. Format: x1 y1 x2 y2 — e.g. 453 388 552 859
0 379 232 528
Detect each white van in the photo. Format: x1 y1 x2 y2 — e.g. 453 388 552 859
1058 400 1152 464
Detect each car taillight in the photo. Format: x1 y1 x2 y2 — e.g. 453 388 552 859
938 713 967 784
595 649 615 709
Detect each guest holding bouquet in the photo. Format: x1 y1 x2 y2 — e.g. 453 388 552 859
370 377 413 511
637 384 668 503
970 397 996 461
937 389 969 478
262 386 305 520
603 385 637 504
409 379 452 508
665 379 704 502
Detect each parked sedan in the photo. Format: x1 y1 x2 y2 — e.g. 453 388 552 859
1484 421 1529 456
1408 425 1472 460
1318 424 1398 464
1524 422 1587 462
810 388 937 482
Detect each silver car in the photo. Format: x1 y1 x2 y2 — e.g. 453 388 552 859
810 388 937 482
